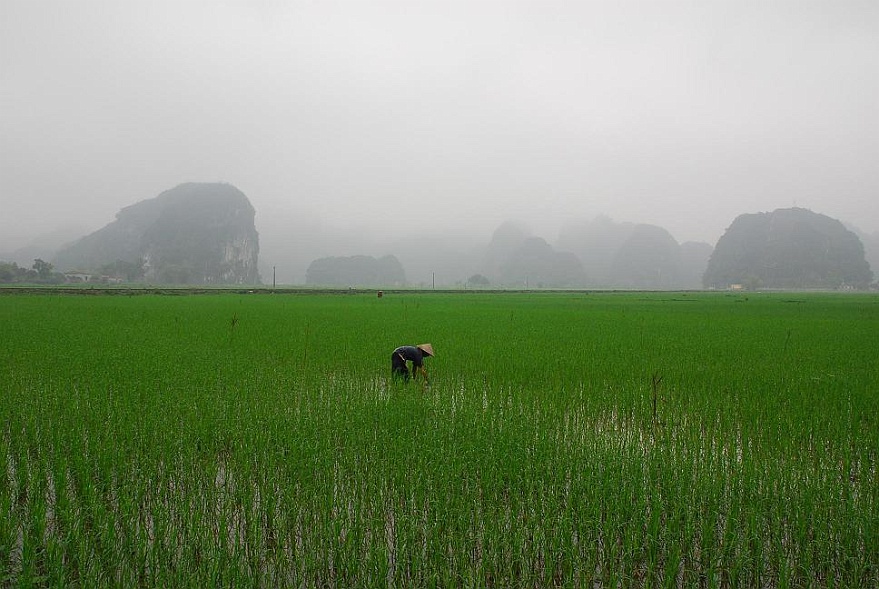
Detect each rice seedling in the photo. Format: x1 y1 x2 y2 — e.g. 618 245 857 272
0 291 877 586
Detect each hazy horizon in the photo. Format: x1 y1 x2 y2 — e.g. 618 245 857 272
2 1 877 256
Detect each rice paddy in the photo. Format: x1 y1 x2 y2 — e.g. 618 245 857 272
1 291 877 587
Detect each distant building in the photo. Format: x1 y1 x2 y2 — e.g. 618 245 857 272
64 272 93 283
64 272 123 284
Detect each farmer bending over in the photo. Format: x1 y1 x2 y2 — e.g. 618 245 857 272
391 343 433 383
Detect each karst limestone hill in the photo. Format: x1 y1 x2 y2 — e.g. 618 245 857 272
704 207 872 289
53 183 260 285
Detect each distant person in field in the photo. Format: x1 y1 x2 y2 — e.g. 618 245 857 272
391 343 434 383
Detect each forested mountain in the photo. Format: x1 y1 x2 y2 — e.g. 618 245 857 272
52 183 260 284
480 222 532 281
18 191 874 291
679 241 714 290
558 216 636 286
609 224 683 289
558 217 713 289
703 208 872 289
848 225 879 283
305 255 406 287
498 237 587 288
479 223 587 288
1 225 89 268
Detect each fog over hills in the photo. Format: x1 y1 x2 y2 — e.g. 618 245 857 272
2 2 876 269
705 208 872 289
51 183 260 285
4 194 877 290
847 225 879 283
254 209 712 287
4 177 877 291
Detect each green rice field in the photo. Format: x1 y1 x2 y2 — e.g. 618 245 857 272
1 290 877 587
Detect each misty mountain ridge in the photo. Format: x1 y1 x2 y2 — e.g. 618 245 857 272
4 184 873 289
306 255 406 287
846 223 879 284
0 224 93 268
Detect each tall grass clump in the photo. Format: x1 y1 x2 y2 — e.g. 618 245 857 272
1 291 877 586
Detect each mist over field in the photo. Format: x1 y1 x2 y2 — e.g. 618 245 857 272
2 1 877 282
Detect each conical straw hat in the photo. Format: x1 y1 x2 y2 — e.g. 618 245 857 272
417 343 434 357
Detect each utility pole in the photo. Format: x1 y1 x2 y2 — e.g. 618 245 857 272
432 272 435 290
273 266 276 290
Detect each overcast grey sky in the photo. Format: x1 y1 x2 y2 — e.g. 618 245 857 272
1 0 877 253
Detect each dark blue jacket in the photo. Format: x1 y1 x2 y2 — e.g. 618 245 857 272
393 345 424 367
